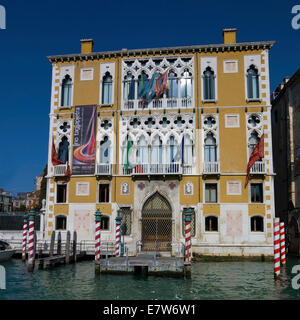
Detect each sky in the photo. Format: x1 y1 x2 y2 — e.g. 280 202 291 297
0 0 299 196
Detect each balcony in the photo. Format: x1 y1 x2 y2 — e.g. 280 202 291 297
203 161 220 178
95 163 112 178
119 163 182 178
123 97 192 110
250 161 266 174
53 164 68 177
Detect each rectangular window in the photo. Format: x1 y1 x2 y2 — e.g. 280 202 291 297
101 216 110 231
56 184 67 203
98 184 110 203
205 184 217 203
251 183 263 203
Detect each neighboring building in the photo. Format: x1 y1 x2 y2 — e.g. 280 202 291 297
271 68 300 255
0 188 13 212
13 190 40 211
45 29 276 257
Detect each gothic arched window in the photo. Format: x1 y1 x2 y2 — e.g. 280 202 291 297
151 136 163 164
99 136 111 163
58 136 69 163
183 135 193 165
203 67 215 101
180 70 192 99
102 72 113 105
204 133 217 162
247 65 259 99
166 136 177 163
137 136 148 164
167 71 178 98
123 72 135 100
61 75 72 107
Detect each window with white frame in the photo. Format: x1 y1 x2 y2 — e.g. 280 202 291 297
205 215 218 232
61 75 72 107
101 72 113 105
204 133 217 162
250 215 264 232
247 65 260 100
56 183 67 203
205 183 218 203
203 67 216 101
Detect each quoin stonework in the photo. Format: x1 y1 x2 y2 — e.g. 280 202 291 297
45 29 276 257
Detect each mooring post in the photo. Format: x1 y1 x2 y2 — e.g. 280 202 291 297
49 231 55 257
274 218 280 280
126 247 129 269
94 209 102 274
27 209 36 272
280 222 286 267
65 231 71 264
115 214 122 257
57 232 61 255
184 208 192 279
73 231 77 263
22 213 28 262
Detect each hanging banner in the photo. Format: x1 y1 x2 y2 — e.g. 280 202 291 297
72 105 97 175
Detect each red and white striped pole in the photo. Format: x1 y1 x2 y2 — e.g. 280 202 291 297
27 209 35 272
184 208 192 278
22 213 28 262
280 222 286 267
115 215 121 257
94 209 102 274
274 218 280 280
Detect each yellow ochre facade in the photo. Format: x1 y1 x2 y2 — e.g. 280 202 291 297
45 29 276 257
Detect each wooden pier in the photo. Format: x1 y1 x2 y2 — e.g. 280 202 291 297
97 254 186 277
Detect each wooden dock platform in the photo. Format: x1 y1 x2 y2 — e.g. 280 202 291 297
97 255 185 277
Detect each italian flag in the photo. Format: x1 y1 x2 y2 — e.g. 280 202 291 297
124 139 136 169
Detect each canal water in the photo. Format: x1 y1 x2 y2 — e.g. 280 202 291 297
1 257 300 300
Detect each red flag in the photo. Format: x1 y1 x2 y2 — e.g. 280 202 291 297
245 134 264 187
51 138 64 166
64 163 71 177
154 70 169 98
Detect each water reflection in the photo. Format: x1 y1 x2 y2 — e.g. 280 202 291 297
1 257 300 300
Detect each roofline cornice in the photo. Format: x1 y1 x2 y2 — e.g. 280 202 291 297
47 40 275 63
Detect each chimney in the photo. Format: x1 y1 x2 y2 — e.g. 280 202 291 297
223 28 237 44
283 77 290 84
80 39 94 54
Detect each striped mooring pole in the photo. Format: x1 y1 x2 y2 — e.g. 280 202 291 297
280 222 286 267
184 208 192 278
27 209 36 273
94 209 102 274
115 214 122 257
22 213 28 262
274 218 280 280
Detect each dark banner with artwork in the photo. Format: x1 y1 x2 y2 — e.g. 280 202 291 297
72 105 97 175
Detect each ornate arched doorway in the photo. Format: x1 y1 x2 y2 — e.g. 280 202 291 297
141 192 172 252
